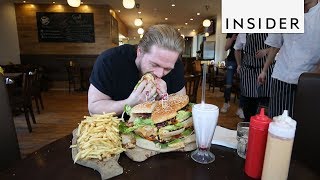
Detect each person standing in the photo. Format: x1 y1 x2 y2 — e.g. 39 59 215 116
258 0 320 118
220 33 244 119
234 33 273 122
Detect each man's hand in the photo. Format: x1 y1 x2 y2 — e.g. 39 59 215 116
237 65 241 74
257 71 267 84
255 49 268 59
126 80 157 106
155 78 167 100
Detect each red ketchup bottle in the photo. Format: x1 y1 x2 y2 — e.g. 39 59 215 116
244 108 271 179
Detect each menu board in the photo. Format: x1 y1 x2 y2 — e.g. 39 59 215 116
36 12 95 43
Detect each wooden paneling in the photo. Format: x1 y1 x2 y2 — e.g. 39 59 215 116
14 4 119 55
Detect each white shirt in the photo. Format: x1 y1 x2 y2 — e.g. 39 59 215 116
234 33 247 50
265 2 320 84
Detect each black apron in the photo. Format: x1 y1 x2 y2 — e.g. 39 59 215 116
239 33 273 98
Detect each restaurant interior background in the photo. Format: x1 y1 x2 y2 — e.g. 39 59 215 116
0 0 226 90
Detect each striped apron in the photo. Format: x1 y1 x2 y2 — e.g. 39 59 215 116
239 33 274 98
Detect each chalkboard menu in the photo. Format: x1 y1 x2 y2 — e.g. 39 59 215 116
36 12 95 43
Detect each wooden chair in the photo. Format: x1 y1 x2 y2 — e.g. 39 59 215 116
293 73 320 173
185 74 201 103
208 66 225 92
9 73 36 132
0 74 21 170
66 64 81 93
31 70 44 114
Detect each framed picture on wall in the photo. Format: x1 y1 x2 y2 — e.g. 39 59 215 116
110 16 119 44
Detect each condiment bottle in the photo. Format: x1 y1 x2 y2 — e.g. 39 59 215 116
244 108 271 179
261 110 297 180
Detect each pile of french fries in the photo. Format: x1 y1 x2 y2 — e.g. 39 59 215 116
70 112 125 163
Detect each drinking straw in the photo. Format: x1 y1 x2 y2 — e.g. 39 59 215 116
201 63 207 105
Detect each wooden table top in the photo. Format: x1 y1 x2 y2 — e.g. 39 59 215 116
0 134 319 180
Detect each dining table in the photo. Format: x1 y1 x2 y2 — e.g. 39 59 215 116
0 134 319 180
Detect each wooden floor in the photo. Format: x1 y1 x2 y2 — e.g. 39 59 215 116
13 85 242 158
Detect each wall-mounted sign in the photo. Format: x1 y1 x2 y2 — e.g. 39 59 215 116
36 12 95 43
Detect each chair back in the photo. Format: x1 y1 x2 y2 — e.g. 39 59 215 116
293 73 320 173
0 74 21 170
185 74 201 103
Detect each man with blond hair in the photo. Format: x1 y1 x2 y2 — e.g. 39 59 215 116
88 24 186 116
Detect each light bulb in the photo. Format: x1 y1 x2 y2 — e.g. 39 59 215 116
205 32 209 37
67 0 81 7
123 0 135 9
134 18 143 26
203 19 211 27
137 28 144 34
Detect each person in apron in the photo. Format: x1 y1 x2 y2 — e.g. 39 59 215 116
234 33 274 122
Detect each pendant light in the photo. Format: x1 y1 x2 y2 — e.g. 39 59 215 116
202 5 211 27
134 3 143 27
137 27 144 35
67 0 80 7
123 0 135 9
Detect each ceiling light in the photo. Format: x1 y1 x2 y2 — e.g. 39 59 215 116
171 4 175 7
205 32 209 37
67 0 81 7
190 18 193 21
140 34 143 38
203 19 211 27
165 18 168 20
80 1 83 4
202 5 211 27
134 18 143 26
53 1 55 3
185 22 188 25
178 28 180 31
23 0 26 2
118 10 121 12
193 29 195 31
197 13 200 15
181 34 185 38
123 0 135 9
138 11 141 14
137 27 144 34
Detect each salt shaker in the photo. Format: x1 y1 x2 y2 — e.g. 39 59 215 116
244 108 271 179
261 110 297 180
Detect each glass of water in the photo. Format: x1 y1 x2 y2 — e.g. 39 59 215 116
237 122 249 159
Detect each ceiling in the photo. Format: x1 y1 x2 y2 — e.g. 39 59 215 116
12 0 220 39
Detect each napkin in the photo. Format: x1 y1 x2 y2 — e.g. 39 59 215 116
211 126 237 149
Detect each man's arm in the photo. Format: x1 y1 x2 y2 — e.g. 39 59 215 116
88 79 156 115
235 50 242 73
257 47 280 84
88 84 129 115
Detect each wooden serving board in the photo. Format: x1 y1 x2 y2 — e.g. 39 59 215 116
71 129 123 180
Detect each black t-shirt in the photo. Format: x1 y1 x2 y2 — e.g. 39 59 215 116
90 44 185 101
226 33 238 62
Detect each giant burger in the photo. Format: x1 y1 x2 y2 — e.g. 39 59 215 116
120 94 195 152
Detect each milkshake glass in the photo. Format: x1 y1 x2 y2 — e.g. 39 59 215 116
191 103 219 164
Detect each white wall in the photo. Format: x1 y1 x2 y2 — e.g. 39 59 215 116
191 36 197 57
213 0 227 62
0 1 20 65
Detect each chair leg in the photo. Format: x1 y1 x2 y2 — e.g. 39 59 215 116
28 105 36 124
39 94 44 110
24 109 32 133
34 97 40 114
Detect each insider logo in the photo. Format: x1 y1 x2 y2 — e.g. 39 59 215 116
222 0 304 33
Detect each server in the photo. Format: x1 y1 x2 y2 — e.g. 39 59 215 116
234 33 274 121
